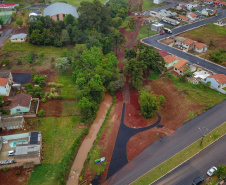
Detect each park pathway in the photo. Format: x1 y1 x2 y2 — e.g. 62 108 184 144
66 93 112 185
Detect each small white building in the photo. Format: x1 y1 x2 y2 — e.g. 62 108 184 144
151 22 164 32
162 17 180 25
215 19 226 27
194 70 211 79
153 0 163 4
181 38 196 51
204 74 226 94
194 42 208 53
173 59 189 75
10 33 27 43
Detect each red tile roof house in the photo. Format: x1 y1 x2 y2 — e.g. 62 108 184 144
163 55 181 68
173 59 189 75
10 94 32 115
187 12 197 21
203 74 226 94
181 38 196 51
178 15 189 22
0 78 10 96
194 42 208 53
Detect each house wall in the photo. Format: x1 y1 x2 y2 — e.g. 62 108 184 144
203 78 226 94
11 105 31 115
182 42 195 50
0 82 9 95
201 10 209 16
173 67 184 75
51 14 66 21
11 38 26 43
194 46 207 53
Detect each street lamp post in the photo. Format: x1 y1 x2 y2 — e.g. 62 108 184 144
199 127 208 145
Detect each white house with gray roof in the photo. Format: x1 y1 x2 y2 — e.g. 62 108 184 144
10 33 27 43
43 2 79 21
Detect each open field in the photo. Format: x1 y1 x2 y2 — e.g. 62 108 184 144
53 0 106 7
142 1 167 12
136 25 156 41
131 122 226 185
27 117 87 185
57 75 76 99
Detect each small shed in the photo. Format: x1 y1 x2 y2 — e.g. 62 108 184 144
10 33 27 43
151 22 164 32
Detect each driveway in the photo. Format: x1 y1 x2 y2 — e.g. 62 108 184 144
142 12 226 74
105 100 226 185
153 134 226 185
0 29 13 49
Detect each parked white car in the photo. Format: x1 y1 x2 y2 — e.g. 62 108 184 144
207 166 217 176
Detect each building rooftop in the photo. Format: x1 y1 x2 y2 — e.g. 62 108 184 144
0 70 11 79
183 38 196 45
0 78 8 86
174 59 189 72
207 74 226 84
11 33 27 40
163 55 180 64
0 114 24 128
43 2 79 18
158 50 170 57
9 93 32 109
179 15 189 20
195 42 207 49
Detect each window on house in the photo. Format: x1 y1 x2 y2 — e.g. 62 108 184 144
16 109 21 112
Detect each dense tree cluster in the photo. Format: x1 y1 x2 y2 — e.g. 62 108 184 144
27 0 127 53
124 43 166 89
55 45 124 120
138 90 165 119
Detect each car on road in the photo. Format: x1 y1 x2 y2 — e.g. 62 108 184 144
207 166 217 176
160 32 165 35
164 28 172 34
8 159 14 164
192 177 204 185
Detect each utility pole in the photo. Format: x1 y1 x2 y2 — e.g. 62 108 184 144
199 127 208 145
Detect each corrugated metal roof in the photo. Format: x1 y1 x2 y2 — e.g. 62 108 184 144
43 2 78 18
11 33 27 40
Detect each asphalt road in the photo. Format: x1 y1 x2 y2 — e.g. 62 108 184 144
142 12 226 74
153 134 226 185
0 29 13 49
105 100 226 185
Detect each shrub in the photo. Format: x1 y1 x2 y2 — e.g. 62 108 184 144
3 168 8 172
158 95 166 103
38 110 44 117
41 98 46 103
32 74 47 86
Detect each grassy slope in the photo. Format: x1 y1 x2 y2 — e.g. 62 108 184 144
136 25 156 41
28 117 87 185
168 74 226 108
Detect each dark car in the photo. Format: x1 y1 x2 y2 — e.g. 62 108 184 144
192 177 204 185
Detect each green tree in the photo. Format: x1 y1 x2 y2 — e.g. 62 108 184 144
0 95 3 107
64 14 76 26
61 29 70 45
56 57 71 74
11 12 16 21
78 97 93 119
125 48 136 60
215 165 226 178
109 29 125 56
0 18 3 26
111 17 123 28
138 90 159 119
124 59 143 89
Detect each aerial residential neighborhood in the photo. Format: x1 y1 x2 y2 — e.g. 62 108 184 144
0 0 226 185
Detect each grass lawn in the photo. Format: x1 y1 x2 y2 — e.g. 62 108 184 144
168 73 226 108
136 25 156 41
148 70 162 80
62 101 79 116
28 116 87 185
223 87 226 91
142 1 167 12
132 122 226 185
53 0 106 7
57 75 76 99
2 41 72 54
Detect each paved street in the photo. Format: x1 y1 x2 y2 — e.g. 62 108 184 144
142 12 226 74
0 29 13 49
153 134 226 185
105 100 226 185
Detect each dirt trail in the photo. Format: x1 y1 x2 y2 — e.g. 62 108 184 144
66 93 113 185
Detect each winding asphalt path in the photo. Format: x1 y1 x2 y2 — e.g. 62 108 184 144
105 100 226 185
142 12 226 74
0 29 13 49
106 103 161 179
153 134 226 185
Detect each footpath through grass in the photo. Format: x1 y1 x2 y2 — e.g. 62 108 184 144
168 73 226 109
28 117 88 185
132 122 226 185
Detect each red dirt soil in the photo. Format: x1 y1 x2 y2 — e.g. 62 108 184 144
0 167 31 185
126 76 205 161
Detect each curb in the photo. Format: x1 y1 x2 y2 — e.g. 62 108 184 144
130 122 226 185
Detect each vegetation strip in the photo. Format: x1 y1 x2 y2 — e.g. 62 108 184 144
80 97 116 180
131 122 226 185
